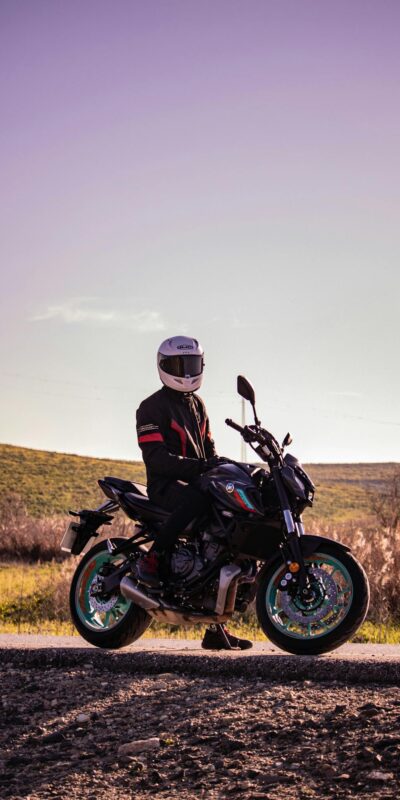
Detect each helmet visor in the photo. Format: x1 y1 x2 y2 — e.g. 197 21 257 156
159 355 203 378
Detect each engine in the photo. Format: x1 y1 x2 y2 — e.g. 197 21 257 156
169 534 257 615
170 545 204 579
169 533 226 581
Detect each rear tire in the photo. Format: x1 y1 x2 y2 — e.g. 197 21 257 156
70 538 152 649
256 541 369 655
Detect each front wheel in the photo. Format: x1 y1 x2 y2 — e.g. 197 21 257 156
256 541 369 655
70 538 152 649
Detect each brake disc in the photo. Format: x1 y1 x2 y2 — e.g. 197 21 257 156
280 567 338 624
88 575 119 613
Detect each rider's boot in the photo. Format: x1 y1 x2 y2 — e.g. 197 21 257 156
201 623 253 651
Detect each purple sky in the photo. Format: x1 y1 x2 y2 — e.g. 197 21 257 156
1 1 399 462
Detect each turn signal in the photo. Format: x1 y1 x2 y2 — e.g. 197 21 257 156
289 562 300 573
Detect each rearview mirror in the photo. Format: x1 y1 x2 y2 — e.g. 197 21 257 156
282 432 293 448
237 375 256 405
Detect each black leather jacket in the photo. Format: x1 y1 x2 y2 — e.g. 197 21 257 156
136 386 216 496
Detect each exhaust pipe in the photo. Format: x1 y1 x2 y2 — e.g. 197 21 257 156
120 577 160 610
215 564 242 615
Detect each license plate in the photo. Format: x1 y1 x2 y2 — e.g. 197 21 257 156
60 522 78 553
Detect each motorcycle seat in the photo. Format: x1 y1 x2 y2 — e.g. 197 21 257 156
103 477 197 531
120 492 199 533
103 476 148 496
121 492 169 522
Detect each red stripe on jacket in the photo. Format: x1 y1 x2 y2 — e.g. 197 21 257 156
171 419 187 457
138 433 164 444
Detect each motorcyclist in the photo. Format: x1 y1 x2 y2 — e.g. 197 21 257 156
135 335 252 651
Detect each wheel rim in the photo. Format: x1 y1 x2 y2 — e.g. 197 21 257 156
75 549 132 632
265 552 354 640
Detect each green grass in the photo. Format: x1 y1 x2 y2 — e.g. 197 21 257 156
0 561 64 627
0 442 397 521
352 621 400 645
0 620 78 635
0 561 61 607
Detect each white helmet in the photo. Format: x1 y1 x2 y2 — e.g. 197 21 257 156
157 336 204 392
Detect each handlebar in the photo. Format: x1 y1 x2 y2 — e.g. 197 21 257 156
225 417 282 461
225 418 263 445
225 418 244 434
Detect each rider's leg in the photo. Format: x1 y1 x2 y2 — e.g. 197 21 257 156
137 482 211 585
152 483 212 552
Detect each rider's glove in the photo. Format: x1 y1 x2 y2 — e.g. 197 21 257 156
242 425 258 443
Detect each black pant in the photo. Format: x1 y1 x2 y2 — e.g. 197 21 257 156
149 481 211 553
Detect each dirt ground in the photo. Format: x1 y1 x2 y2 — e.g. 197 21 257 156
1 665 400 799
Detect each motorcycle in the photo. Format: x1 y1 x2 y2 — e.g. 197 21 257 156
62 375 369 655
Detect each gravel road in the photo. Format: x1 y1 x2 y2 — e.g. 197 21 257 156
2 634 400 658
1 634 400 684
1 636 400 799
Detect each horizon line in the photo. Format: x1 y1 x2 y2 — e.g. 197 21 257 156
1 441 398 467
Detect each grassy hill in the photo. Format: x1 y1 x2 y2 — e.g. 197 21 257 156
0 443 145 517
0 443 397 521
305 462 395 521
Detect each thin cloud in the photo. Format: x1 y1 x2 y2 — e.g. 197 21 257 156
31 299 166 332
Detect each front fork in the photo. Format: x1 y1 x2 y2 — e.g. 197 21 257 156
271 468 310 594
282 526 310 593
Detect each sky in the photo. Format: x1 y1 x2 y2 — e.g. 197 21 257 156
0 0 399 464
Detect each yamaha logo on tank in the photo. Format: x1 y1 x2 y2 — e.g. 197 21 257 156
226 482 234 493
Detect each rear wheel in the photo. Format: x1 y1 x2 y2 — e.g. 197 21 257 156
256 541 369 655
70 538 151 649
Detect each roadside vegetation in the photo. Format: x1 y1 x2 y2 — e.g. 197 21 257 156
0 444 399 643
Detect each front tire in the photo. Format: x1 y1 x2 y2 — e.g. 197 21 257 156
70 538 152 649
256 541 369 655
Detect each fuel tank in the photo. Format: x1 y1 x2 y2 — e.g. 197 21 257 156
203 463 264 516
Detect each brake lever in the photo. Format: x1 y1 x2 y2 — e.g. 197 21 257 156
242 426 256 443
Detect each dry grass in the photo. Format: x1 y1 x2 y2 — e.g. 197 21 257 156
0 493 133 562
0 503 67 562
305 517 400 623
